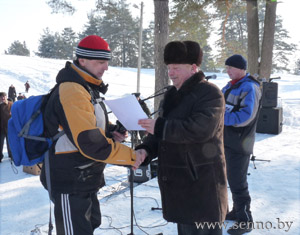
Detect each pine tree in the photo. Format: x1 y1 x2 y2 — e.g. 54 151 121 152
294 59 300 75
36 28 57 58
272 17 297 72
169 0 216 71
79 1 156 68
79 13 102 40
5 40 30 56
215 1 248 67
142 21 154 68
60 27 77 59
46 0 75 14
92 0 139 67
36 27 77 59
214 0 296 73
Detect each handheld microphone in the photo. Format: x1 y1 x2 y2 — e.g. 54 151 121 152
205 74 217 80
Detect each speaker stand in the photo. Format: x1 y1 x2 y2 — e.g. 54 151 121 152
250 155 271 169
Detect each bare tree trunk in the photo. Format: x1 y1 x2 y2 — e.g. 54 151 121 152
154 0 169 116
246 0 260 76
259 0 277 80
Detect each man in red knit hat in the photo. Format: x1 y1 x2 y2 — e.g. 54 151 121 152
40 35 145 235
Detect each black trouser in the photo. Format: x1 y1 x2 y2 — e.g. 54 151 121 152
51 191 101 235
177 223 222 235
225 148 252 222
0 132 12 161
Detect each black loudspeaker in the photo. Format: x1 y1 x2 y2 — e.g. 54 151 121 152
261 82 278 108
256 107 283 134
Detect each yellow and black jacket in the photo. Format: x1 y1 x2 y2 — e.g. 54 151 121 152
40 61 136 193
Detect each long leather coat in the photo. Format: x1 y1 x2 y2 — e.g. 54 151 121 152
136 71 227 224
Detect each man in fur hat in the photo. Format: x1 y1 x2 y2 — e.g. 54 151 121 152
137 41 227 235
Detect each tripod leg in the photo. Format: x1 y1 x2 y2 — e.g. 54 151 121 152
252 160 257 169
251 155 257 169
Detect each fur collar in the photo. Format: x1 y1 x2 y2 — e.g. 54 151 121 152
162 71 205 117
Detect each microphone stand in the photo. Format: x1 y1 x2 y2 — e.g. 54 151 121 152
141 91 166 102
105 88 167 234
128 131 140 235
140 86 170 102
140 86 169 117
126 89 166 235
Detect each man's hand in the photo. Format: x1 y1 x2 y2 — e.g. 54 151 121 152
112 131 128 142
138 119 157 135
132 149 147 170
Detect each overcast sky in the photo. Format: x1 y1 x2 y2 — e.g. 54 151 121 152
0 0 299 58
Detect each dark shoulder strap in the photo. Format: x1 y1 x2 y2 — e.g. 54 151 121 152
82 83 97 105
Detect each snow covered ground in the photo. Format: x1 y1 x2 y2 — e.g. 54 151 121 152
0 55 299 235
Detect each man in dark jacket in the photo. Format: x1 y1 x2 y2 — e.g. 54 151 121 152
40 35 145 235
0 92 13 162
222 54 261 235
8 84 17 102
137 41 227 235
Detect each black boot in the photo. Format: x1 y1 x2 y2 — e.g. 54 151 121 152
227 204 253 235
225 207 237 221
227 222 253 235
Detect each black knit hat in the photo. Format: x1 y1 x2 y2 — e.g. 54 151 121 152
164 41 203 66
76 35 111 60
225 54 247 70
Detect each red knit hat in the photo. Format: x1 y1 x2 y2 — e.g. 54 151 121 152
76 35 111 60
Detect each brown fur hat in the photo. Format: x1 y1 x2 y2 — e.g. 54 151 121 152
164 40 203 66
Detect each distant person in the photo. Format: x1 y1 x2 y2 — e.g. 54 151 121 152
8 84 17 102
137 41 227 235
24 81 30 93
222 54 261 235
39 35 145 235
17 93 26 101
0 92 13 162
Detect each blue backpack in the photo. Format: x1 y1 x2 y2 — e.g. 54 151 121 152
7 86 64 167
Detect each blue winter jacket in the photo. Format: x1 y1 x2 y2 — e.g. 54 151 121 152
222 73 261 155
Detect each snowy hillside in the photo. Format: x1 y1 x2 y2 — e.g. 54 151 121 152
0 55 299 235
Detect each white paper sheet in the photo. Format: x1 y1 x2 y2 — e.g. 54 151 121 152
104 95 148 131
